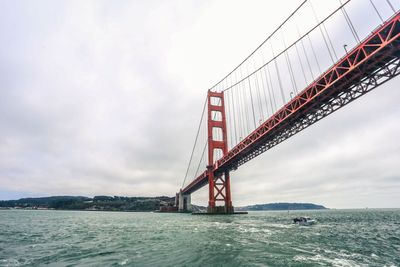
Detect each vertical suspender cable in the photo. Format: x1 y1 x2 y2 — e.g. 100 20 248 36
266 64 278 111
295 42 308 85
310 1 335 64
339 0 360 43
246 65 258 129
386 0 396 13
240 67 251 134
259 67 270 118
259 50 272 117
270 42 286 104
252 58 265 122
369 0 384 23
229 76 238 146
297 24 315 79
280 29 299 94
322 22 338 61
235 71 244 140
307 34 322 74
253 71 263 122
261 66 272 117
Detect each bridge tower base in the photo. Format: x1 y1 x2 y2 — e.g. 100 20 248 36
207 167 234 213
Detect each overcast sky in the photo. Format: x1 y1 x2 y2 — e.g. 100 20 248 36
0 0 399 208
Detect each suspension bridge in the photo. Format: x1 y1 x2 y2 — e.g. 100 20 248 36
175 0 400 214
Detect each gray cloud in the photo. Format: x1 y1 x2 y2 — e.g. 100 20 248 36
0 0 399 208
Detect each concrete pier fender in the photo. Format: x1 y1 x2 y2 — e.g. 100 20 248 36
178 191 192 212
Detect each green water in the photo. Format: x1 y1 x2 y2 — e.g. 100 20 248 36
0 209 399 266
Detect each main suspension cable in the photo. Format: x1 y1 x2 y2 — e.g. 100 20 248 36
181 97 207 188
222 0 351 93
207 0 308 92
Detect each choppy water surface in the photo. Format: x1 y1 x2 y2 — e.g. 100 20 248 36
0 209 399 266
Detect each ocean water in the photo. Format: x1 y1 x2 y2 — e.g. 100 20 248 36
0 209 399 266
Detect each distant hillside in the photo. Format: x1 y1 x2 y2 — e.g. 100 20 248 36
0 197 327 212
237 202 327 211
0 195 175 212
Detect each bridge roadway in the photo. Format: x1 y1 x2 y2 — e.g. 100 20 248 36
182 12 400 195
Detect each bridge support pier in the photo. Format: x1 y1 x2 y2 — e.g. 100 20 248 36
177 191 191 212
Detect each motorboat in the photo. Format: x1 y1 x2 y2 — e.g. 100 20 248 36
293 217 317 226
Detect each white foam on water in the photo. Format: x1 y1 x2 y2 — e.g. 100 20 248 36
293 253 359 267
332 258 360 267
1 258 21 267
119 259 128 265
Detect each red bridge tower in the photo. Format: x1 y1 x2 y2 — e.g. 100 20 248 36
207 90 233 213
